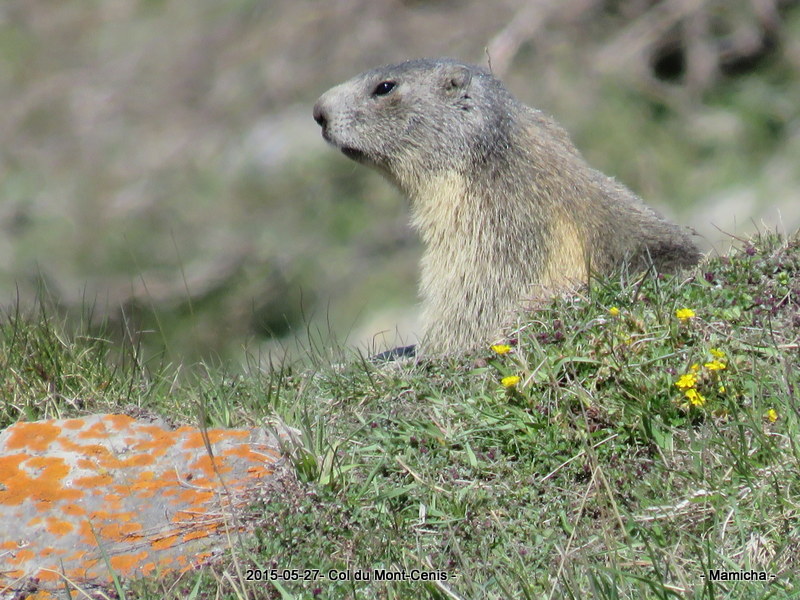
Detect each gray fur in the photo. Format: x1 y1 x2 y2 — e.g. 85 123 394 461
313 58 701 354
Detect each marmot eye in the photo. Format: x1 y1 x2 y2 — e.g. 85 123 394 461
373 81 396 96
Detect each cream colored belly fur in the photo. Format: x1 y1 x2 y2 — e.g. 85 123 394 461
407 172 588 352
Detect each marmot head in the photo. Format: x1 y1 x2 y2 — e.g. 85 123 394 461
313 58 513 191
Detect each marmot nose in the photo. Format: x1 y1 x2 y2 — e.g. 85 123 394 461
312 102 328 129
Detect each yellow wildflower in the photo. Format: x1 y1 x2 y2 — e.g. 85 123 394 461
491 344 512 355
675 373 697 390
676 308 696 321
718 385 726 394
704 360 726 371
766 409 778 423
684 388 706 406
501 375 521 388
709 348 725 358
608 307 620 317
690 363 701 372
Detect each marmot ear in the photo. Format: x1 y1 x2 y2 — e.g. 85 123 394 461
440 64 472 94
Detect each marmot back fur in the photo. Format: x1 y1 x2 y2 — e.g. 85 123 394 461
313 58 700 354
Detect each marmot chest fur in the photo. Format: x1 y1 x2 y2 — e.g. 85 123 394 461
313 58 700 354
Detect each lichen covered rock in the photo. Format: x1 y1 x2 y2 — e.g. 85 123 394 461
0 414 293 594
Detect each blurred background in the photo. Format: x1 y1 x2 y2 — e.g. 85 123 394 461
1 0 798 365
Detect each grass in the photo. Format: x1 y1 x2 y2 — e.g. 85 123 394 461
1 232 798 599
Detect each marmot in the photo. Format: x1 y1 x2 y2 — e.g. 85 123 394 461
313 58 700 354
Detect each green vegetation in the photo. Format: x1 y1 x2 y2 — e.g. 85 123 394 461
3 233 798 599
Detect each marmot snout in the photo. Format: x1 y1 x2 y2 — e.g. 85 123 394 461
314 58 700 354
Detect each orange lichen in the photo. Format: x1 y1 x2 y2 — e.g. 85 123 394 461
247 465 274 478
190 454 233 478
65 549 87 561
76 421 113 440
110 550 149 573
45 517 74 536
0 454 27 479
97 453 155 470
158 555 176 569
3 568 26 578
77 520 97 545
65 556 100 579
182 429 247 450
74 473 114 487
126 472 174 498
224 445 260 459
63 439 112 456
101 494 123 512
5 422 61 451
183 529 215 542
108 414 136 429
151 534 180 551
130 425 173 450
2 456 82 507
87 510 114 521
35 569 61 582
75 415 136 441
176 489 214 506
8 548 35 565
98 521 143 542
61 503 86 517
0 413 290 593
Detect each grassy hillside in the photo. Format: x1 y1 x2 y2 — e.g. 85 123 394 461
2 233 798 599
